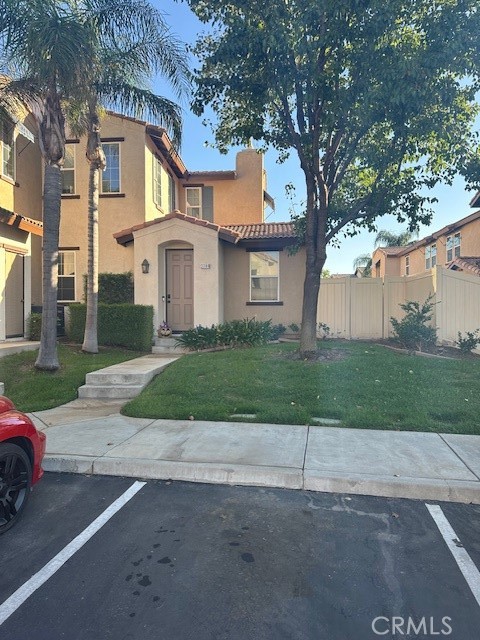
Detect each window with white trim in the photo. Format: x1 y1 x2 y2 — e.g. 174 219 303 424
102 142 120 193
405 255 410 276
425 243 437 270
58 251 76 301
169 173 176 212
186 186 201 218
446 233 461 262
61 145 75 194
250 251 280 302
153 156 163 206
1 115 15 180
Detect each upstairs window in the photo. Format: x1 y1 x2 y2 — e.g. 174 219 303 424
185 186 213 221
169 173 176 212
153 156 163 207
446 233 461 262
250 251 280 302
58 251 76 301
1 116 15 180
405 255 410 276
102 142 120 193
186 186 201 217
425 243 437 270
61 145 75 194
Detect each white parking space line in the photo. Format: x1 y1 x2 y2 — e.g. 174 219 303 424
0 480 146 626
426 504 480 608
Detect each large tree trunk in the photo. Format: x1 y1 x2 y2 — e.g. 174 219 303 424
82 112 105 353
35 163 61 370
299 175 327 358
299 248 326 357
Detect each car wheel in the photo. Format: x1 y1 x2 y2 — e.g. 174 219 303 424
0 443 32 535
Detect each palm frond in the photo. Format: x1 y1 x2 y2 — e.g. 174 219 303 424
96 80 183 148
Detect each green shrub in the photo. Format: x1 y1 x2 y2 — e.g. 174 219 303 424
83 272 134 304
457 330 480 354
317 322 331 339
288 322 300 333
390 295 437 352
27 313 42 341
270 323 286 340
67 303 153 351
175 318 275 351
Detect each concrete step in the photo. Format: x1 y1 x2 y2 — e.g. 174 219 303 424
153 336 189 354
78 355 180 400
85 361 173 386
78 384 145 399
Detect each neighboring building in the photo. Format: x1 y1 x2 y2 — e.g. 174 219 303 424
0 108 43 339
371 207 480 278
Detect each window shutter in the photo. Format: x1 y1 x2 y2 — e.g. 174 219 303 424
202 186 214 222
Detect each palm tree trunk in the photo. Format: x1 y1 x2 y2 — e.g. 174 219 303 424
82 110 105 353
82 161 100 353
35 163 61 370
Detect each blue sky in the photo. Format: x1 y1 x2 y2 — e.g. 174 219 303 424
152 0 478 274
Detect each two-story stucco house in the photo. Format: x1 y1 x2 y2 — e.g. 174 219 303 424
57 111 305 332
0 109 43 340
371 203 480 279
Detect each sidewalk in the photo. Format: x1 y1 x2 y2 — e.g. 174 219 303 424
29 398 480 505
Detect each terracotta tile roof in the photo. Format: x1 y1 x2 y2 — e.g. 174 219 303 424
114 214 298 246
186 170 236 180
113 211 240 245
375 246 408 256
447 256 480 276
0 206 43 236
225 222 296 239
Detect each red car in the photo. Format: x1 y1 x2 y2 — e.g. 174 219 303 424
0 396 46 534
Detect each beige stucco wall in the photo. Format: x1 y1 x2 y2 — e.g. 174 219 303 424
0 114 42 307
180 149 265 226
131 218 224 331
60 115 148 300
0 226 32 340
223 245 305 325
144 137 178 222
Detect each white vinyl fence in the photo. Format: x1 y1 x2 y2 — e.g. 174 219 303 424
317 267 480 346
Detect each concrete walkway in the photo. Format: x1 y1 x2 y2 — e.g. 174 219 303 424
77 354 179 399
28 400 480 504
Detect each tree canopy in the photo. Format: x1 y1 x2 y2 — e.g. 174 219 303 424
186 0 480 355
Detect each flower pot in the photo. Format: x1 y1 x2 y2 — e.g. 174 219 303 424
158 329 172 337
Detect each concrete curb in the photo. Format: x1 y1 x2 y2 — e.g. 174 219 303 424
93 457 303 490
42 454 480 504
303 470 480 505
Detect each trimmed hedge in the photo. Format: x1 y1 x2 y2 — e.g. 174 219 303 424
83 272 134 304
67 304 153 351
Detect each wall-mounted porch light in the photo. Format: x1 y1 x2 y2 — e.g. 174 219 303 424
141 259 150 274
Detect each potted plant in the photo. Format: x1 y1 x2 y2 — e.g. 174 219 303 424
158 320 172 337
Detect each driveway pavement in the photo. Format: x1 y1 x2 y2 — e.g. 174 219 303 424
1 474 480 640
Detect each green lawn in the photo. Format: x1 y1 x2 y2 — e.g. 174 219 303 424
0 344 146 412
122 341 480 434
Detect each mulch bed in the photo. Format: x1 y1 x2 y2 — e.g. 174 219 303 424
377 340 478 360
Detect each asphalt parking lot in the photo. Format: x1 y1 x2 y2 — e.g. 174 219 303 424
1 474 480 640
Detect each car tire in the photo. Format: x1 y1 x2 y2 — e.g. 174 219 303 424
0 443 32 535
